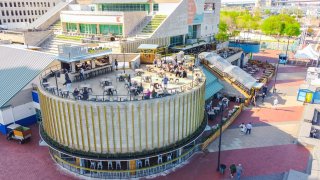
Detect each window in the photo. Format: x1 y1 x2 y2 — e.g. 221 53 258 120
29 19 31 23
37 2 40 7
0 20 2 25
30 2 32 7
4 3 7 7
42 10 44 14
18 2 21 7
3 19 6 23
15 10 18 16
38 10 41 15
31 10 33 15
35 11 37 15
14 2 16 7
25 19 27 22
41 2 43 7
13 19 15 23
8 19 10 23
0 3 2 7
48 3 50 7
153 4 159 11
9 2 12 7
27 10 30 15
33 2 36 7
26 2 28 6
11 10 14 16
1 10 4 16
23 10 26 15
19 11 22 16
101 3 151 13
22 2 24 7
6 10 9 16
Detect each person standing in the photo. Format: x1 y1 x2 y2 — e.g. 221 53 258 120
245 122 252 135
80 67 84 81
114 59 118 70
239 123 246 135
236 164 243 180
273 97 279 109
63 71 72 92
230 163 237 178
162 75 169 88
262 93 266 102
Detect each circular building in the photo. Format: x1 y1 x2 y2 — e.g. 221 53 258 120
38 55 206 178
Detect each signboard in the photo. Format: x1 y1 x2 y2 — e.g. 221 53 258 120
279 54 288 64
188 0 205 24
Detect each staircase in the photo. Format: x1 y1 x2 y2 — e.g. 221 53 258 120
48 20 62 33
203 63 253 99
29 0 72 30
135 15 167 39
41 35 83 55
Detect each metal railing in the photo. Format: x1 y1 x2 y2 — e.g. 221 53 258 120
39 66 205 102
50 143 201 179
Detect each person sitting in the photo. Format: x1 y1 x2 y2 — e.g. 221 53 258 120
137 83 144 94
73 88 80 99
152 88 157 98
82 88 89 100
175 69 180 77
108 88 113 95
145 89 151 99
182 70 187 78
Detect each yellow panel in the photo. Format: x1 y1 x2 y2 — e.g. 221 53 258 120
182 96 185 138
173 99 176 142
186 94 189 136
84 105 91 151
62 102 70 146
157 102 160 148
168 100 171 144
103 106 110 152
48 98 58 142
97 107 103 153
125 106 129 152
67 103 74 147
111 106 116 152
117 106 123 153
54 100 63 144
91 106 97 152
151 103 154 149
138 105 142 151
72 104 80 149
189 93 192 135
131 104 136 152
145 103 148 150
178 97 180 140
162 101 165 146
78 104 85 150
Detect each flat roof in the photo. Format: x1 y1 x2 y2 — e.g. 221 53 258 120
138 44 159 50
57 50 112 63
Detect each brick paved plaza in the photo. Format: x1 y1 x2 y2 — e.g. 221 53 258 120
0 50 313 180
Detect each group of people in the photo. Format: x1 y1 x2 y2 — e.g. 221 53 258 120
239 122 253 135
153 58 189 79
72 87 89 100
229 164 243 179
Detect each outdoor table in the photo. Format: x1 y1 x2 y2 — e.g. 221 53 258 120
61 89 70 98
80 84 91 88
100 78 112 86
135 69 144 76
46 86 56 93
42 82 50 87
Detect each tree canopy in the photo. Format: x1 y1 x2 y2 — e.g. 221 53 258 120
261 14 301 37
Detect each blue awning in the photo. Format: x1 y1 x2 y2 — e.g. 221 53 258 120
200 66 224 100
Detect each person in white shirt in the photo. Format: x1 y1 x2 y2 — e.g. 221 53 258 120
245 122 252 135
273 97 279 109
239 123 246 134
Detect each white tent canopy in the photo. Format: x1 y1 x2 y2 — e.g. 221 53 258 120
294 45 319 60
199 52 257 89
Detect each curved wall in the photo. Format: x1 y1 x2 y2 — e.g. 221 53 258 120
39 82 206 154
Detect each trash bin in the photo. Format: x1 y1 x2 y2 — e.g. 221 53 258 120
219 164 226 174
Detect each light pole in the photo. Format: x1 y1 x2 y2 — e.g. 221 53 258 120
123 47 126 73
217 99 227 172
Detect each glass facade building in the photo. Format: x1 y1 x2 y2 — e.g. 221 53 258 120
99 3 158 13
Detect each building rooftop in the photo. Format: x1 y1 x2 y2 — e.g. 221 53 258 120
42 63 205 102
0 46 55 108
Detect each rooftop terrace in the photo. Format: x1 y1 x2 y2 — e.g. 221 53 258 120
40 62 205 102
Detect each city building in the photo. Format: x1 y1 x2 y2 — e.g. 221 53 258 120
0 0 61 29
59 0 221 47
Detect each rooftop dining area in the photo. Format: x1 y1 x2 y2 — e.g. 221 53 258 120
40 52 205 102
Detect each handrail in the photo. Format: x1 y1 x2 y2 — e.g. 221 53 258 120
53 144 200 173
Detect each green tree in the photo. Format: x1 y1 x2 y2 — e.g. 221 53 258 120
285 23 301 37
